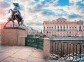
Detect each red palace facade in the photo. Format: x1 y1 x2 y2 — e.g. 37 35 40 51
43 18 84 37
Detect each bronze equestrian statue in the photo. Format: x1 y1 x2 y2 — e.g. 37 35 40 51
4 3 24 27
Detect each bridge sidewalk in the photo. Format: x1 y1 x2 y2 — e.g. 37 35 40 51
0 46 45 62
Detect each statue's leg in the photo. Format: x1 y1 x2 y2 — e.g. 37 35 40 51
21 20 24 26
21 21 23 26
12 20 14 27
4 21 10 28
18 22 20 27
18 21 19 27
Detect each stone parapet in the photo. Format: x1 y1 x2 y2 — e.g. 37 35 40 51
43 38 50 59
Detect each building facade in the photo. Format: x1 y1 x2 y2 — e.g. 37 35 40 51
43 18 84 37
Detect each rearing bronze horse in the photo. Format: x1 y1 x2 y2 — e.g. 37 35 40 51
4 8 24 27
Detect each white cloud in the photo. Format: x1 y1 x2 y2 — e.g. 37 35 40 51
0 0 3 2
81 0 84 4
30 25 43 31
0 0 84 30
69 0 82 3
42 2 83 19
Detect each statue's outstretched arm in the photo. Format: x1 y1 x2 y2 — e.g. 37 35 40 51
8 9 12 13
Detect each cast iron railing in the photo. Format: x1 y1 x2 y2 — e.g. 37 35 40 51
25 35 43 50
49 40 84 61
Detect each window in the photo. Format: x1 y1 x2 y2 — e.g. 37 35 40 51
57 26 59 31
55 26 56 30
60 26 62 31
63 26 65 31
70 27 71 30
74 27 76 30
44 27 45 30
79 26 82 31
67 26 68 30
47 27 48 30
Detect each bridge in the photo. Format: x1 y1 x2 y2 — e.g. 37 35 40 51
44 37 84 61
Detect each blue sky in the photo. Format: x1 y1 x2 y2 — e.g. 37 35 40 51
0 0 84 31
57 0 69 6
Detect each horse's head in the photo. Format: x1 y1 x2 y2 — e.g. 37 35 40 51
8 9 13 13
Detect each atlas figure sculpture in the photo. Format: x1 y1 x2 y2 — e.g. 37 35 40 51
4 3 24 27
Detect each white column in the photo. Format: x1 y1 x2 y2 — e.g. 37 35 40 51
65 26 67 30
77 26 79 30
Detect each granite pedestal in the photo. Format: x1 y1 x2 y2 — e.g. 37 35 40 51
1 27 27 46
